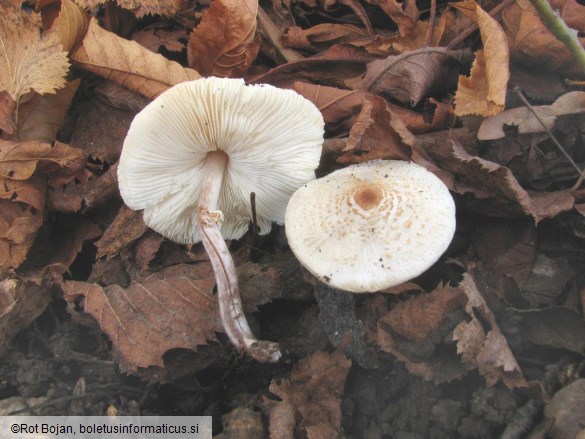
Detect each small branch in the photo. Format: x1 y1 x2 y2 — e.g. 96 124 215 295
526 0 585 76
513 87 585 190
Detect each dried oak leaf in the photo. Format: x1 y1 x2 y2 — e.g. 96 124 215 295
95 205 148 260
453 274 527 388
0 11 69 104
478 91 585 140
0 140 84 181
356 47 471 106
16 80 81 142
0 277 52 354
71 18 200 100
261 350 351 439
62 275 221 372
188 0 258 77
502 0 585 77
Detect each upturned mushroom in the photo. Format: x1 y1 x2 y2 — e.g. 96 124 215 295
118 77 324 362
284 160 456 293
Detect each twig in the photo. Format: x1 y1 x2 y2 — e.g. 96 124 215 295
526 0 585 76
513 86 585 190
423 0 437 47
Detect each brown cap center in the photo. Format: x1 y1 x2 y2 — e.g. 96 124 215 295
353 185 383 210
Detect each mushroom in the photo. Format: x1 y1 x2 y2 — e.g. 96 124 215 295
284 160 455 293
117 77 324 362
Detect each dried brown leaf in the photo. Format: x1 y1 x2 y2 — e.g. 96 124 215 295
71 18 200 100
363 0 419 36
38 0 90 53
453 3 509 116
62 276 220 372
0 277 52 354
282 24 367 52
95 205 148 260
16 80 81 142
188 0 258 77
261 350 351 438
75 0 179 18
453 274 527 388
502 0 585 76
357 47 470 106
0 11 69 103
132 25 187 53
478 91 585 140
0 140 85 180
0 92 17 135
544 380 585 439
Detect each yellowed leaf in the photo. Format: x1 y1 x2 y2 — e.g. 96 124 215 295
53 0 90 52
453 2 509 116
0 11 69 103
188 0 258 77
71 18 200 100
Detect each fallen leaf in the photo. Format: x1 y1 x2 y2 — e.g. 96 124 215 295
188 0 259 77
95 205 148 260
261 350 351 438
357 47 471 106
478 91 585 140
453 274 527 388
363 0 419 36
0 92 17 135
71 18 200 100
549 0 585 32
337 94 412 164
0 10 69 104
0 141 84 180
132 25 188 53
282 24 368 52
453 2 509 116
502 0 585 76
37 0 90 53
48 162 119 212
0 277 52 354
16 80 81 142
74 0 180 17
544 379 585 439
62 275 221 372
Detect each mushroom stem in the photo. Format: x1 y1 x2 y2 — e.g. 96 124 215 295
197 151 282 363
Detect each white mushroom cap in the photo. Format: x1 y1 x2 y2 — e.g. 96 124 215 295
285 160 456 293
118 77 324 244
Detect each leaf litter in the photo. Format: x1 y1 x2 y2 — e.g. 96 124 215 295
0 0 584 436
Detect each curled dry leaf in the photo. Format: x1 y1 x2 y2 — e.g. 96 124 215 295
188 0 258 77
478 91 585 140
453 2 509 116
453 274 527 388
357 47 470 106
132 25 188 54
0 11 69 104
282 24 368 52
74 0 179 18
62 276 221 372
37 0 90 53
0 140 85 181
0 277 52 354
71 19 200 100
261 350 351 438
502 0 585 77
